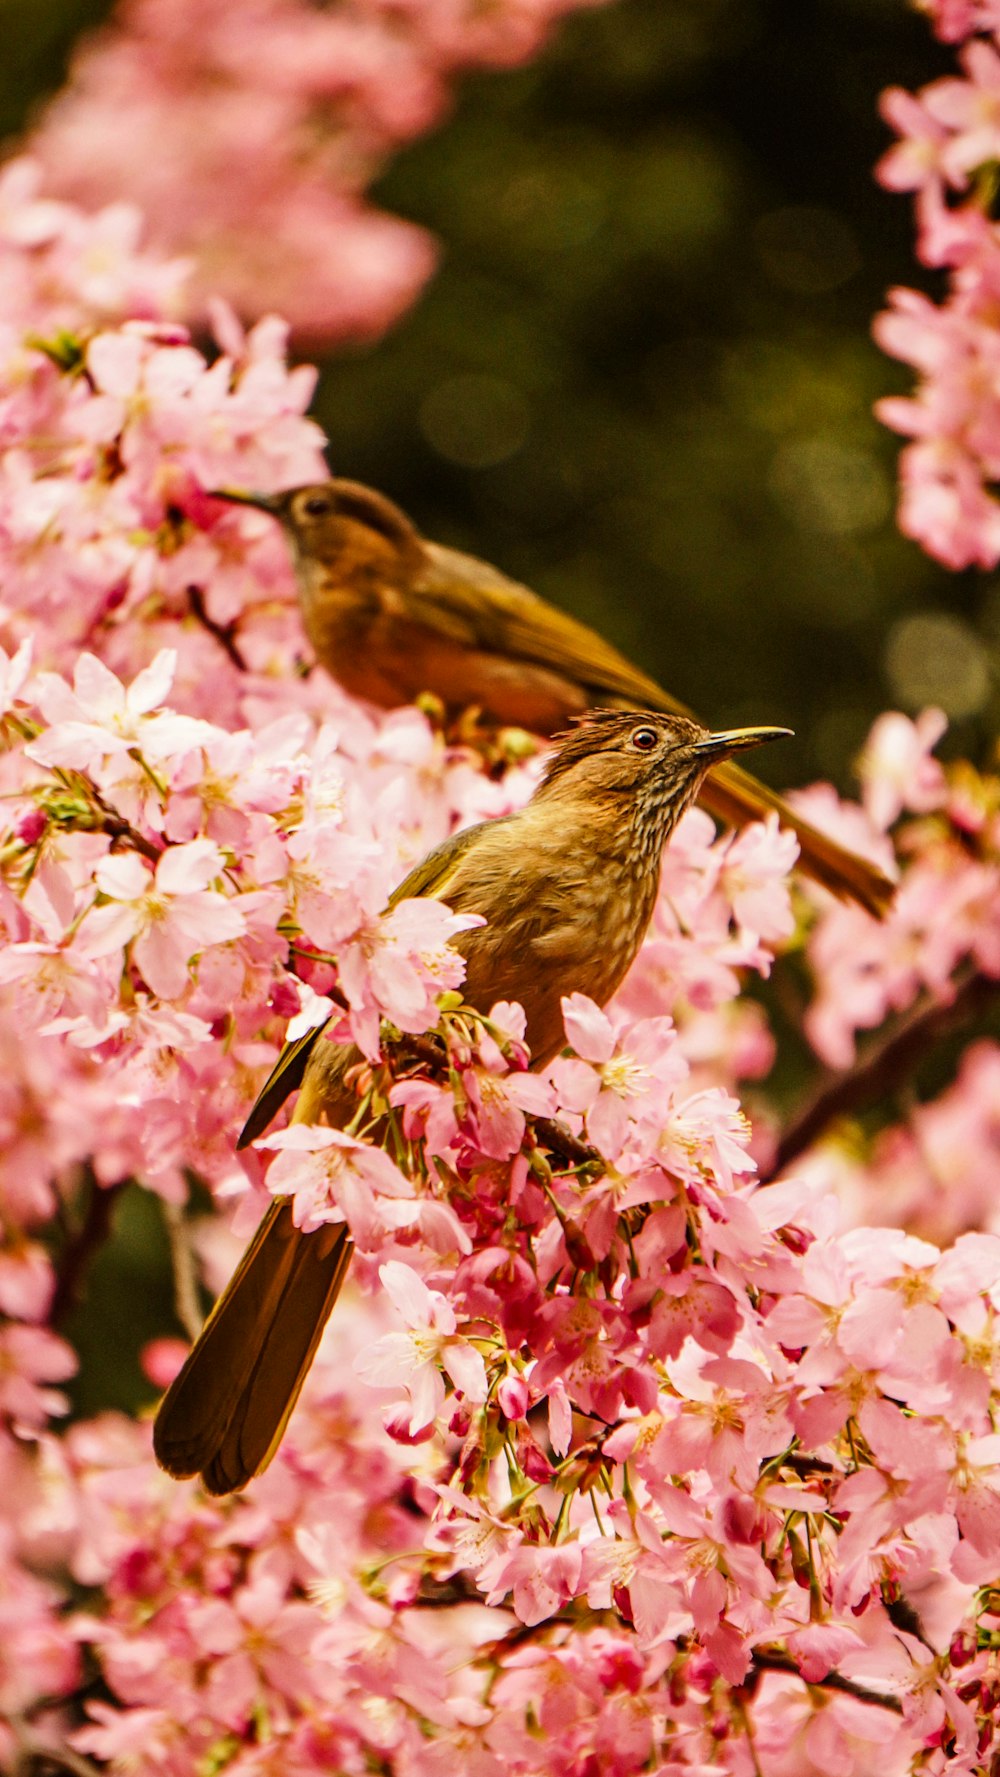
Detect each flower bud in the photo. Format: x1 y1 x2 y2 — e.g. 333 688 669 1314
15 807 48 846
497 1373 530 1421
382 1403 435 1445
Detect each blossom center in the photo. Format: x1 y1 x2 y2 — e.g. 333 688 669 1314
600 1053 649 1098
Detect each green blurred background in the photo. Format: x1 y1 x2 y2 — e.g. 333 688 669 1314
3 0 980 793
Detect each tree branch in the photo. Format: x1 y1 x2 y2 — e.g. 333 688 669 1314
764 964 1000 1181
751 1648 904 1715
163 1199 203 1340
57 781 163 864
11 1719 104 1777
532 1117 603 1169
91 806 163 864
51 1177 125 1325
187 584 248 672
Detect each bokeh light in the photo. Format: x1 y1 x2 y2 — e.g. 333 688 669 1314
419 373 531 468
754 204 862 295
885 611 991 717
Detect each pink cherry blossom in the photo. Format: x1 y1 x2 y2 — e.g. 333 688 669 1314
28 649 208 779
25 0 611 344
79 837 245 998
859 707 949 829
356 1260 488 1432
337 896 485 1057
876 12 1000 569
555 992 688 1156
0 40 995 1777
258 1124 414 1238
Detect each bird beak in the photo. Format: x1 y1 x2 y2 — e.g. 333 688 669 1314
695 725 793 761
206 487 286 514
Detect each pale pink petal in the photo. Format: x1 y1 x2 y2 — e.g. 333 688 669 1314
562 992 615 1063
153 837 224 896
379 1260 435 1327
93 852 151 900
72 652 127 719
134 923 192 998
126 648 177 715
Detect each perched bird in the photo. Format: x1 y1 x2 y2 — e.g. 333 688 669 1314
212 478 894 917
153 709 790 1495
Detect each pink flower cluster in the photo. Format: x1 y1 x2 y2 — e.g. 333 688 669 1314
786 711 1000 1256
1 169 1000 1777
801 706 998 1068
24 0 609 344
875 6 1000 565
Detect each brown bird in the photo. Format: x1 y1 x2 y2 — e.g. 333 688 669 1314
153 709 790 1495
211 478 894 917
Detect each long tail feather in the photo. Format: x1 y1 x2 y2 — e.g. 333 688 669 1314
202 1219 353 1494
152 1199 353 1493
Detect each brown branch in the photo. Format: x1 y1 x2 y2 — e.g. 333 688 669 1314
187 584 248 672
50 777 163 863
532 1118 603 1169
11 1721 104 1777
765 964 1000 1181
92 808 163 864
751 1649 903 1715
51 1178 125 1325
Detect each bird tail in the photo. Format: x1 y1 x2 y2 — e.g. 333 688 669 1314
152 1199 353 1495
699 756 895 917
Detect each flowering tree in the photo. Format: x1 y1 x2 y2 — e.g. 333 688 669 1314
877 0 1000 568
1 6 1000 1775
24 0 611 345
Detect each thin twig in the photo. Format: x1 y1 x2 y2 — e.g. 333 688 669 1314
51 1177 124 1325
533 1117 603 1169
187 584 248 672
751 1648 904 1715
765 963 1000 1181
94 811 163 864
88 787 163 863
734 1695 765 1777
163 1199 203 1340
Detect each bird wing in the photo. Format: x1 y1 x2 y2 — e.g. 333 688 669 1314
418 546 894 917
237 819 491 1148
237 1025 325 1149
417 543 686 714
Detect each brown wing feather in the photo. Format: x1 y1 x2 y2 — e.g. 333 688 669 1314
694 758 895 916
237 1025 323 1149
418 543 673 709
417 544 894 915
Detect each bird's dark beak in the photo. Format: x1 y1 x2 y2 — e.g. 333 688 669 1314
206 487 286 515
695 725 793 762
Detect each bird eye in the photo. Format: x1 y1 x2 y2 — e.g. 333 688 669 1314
630 725 659 752
301 494 332 519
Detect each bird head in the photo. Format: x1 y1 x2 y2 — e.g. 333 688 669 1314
207 480 421 568
538 710 793 858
